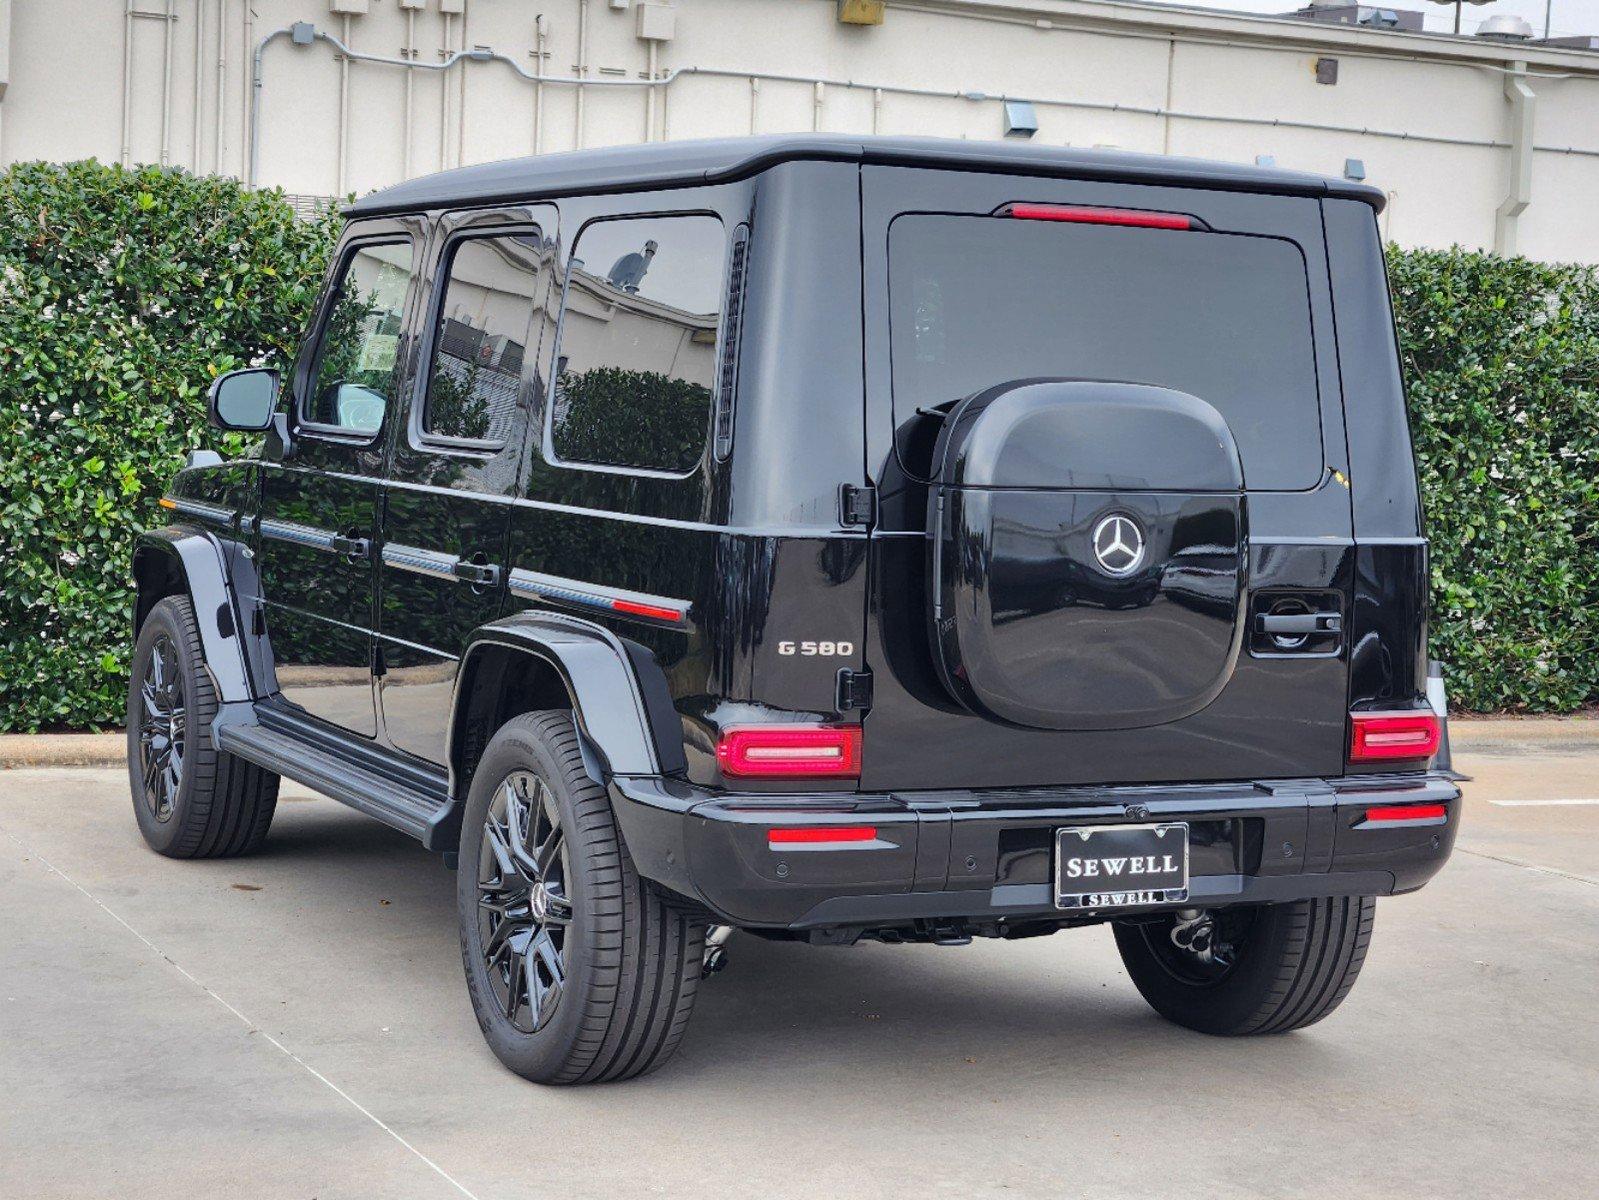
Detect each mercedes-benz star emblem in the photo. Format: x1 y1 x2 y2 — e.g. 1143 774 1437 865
1091 514 1145 577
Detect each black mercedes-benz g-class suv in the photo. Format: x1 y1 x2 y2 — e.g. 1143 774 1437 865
129 135 1459 1085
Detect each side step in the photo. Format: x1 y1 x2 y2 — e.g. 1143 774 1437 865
215 713 458 849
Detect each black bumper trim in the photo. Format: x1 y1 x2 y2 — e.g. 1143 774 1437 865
608 771 1460 930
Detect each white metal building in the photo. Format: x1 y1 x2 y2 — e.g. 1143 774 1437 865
1 0 1596 261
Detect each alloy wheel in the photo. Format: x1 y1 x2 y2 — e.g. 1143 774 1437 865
477 770 572 1033
136 634 186 823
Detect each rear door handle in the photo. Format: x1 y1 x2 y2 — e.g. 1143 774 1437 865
330 533 369 560
1256 613 1342 634
452 559 501 588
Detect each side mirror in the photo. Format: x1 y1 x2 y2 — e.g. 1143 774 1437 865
207 367 279 432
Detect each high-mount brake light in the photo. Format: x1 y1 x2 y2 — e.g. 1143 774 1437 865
716 726 863 780
999 203 1194 230
1349 711 1442 762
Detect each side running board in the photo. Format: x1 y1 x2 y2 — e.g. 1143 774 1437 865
215 713 458 850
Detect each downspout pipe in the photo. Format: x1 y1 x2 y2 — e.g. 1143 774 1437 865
160 0 174 167
120 0 134 166
215 0 226 174
1494 63 1536 258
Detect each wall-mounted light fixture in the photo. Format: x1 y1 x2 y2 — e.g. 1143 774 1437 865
1344 158 1367 181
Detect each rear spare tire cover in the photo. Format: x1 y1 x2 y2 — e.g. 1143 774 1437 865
928 380 1247 731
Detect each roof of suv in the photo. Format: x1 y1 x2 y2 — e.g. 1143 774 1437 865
343 134 1386 217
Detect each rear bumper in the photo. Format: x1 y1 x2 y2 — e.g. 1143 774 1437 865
609 771 1462 930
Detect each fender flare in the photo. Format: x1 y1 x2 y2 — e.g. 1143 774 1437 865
132 526 258 704
449 611 687 791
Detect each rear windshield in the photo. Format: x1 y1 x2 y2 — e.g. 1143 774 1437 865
888 214 1322 490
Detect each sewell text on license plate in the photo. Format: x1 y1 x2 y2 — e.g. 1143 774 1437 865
1054 822 1189 910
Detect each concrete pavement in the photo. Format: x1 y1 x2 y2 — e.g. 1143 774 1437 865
2 745 1595 1200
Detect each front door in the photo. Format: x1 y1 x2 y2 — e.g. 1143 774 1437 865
254 223 423 737
377 208 558 764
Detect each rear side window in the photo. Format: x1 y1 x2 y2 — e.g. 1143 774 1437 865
549 214 725 474
422 232 550 445
304 240 412 435
888 215 1321 490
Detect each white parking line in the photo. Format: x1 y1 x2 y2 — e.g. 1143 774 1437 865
1 826 481 1200
1455 846 1598 887
1487 798 1599 807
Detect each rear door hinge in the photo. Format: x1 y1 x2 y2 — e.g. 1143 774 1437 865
836 667 874 713
839 484 878 528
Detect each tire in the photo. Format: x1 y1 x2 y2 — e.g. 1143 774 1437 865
126 595 279 858
1113 897 1375 1036
457 711 703 1085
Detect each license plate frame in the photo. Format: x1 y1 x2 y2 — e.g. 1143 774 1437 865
1054 822 1190 910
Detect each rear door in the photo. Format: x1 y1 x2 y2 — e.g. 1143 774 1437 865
376 206 558 765
860 166 1353 790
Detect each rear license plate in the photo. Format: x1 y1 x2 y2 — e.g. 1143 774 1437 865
1055 822 1189 910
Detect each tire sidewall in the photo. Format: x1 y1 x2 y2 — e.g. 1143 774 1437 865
127 598 207 856
456 716 603 1080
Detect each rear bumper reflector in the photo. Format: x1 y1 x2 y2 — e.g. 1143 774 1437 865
1349 711 1442 762
1363 803 1448 824
768 826 878 846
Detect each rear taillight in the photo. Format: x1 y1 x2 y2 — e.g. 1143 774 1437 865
998 202 1194 230
1349 711 1441 762
716 725 863 780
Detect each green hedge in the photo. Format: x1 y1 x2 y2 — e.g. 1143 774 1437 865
0 160 1594 728
1392 247 1599 712
0 161 339 731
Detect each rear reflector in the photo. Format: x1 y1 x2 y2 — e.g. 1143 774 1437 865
716 725 863 779
768 826 878 845
1349 711 1442 762
1363 803 1448 823
999 202 1193 230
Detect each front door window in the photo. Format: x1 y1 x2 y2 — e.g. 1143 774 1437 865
303 241 412 435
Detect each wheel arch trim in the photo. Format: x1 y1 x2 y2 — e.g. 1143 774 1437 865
132 526 257 704
449 611 687 796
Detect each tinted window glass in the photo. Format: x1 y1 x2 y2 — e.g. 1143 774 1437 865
304 241 411 434
889 215 1321 490
423 233 550 444
551 215 724 473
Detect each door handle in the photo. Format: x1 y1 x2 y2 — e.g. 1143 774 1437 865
1255 613 1342 635
452 559 501 588
330 533 370 560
